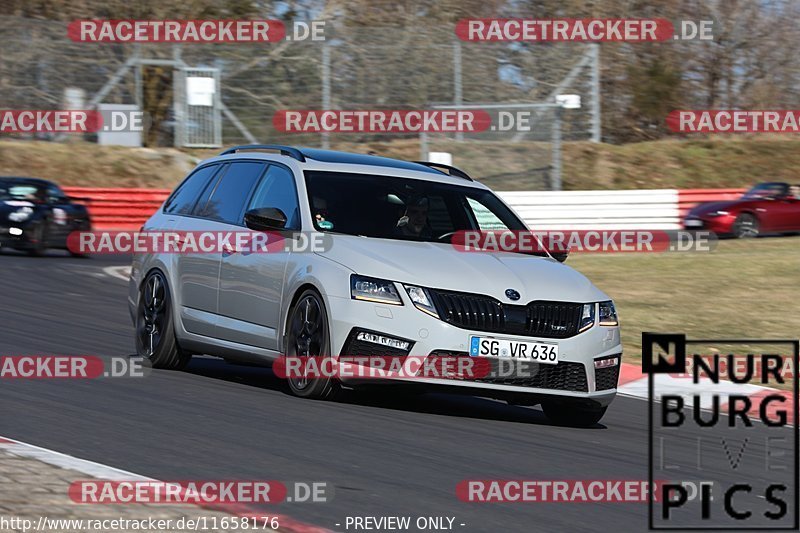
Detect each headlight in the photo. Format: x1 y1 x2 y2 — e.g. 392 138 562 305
599 301 618 326
403 285 439 318
350 275 402 305
578 303 595 332
8 207 33 222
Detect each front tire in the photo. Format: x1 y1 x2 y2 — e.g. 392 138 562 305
542 401 607 427
733 213 759 238
26 222 48 257
69 222 92 258
284 289 340 400
135 270 191 370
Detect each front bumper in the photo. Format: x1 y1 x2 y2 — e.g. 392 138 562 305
683 214 735 234
326 294 622 407
0 223 33 248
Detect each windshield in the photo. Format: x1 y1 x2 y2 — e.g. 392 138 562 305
0 181 46 202
742 182 788 199
304 171 527 242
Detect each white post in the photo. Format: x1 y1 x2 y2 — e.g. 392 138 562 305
590 44 601 143
453 40 463 142
321 43 331 149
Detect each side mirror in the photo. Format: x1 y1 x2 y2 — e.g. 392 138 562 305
244 207 287 231
551 251 569 263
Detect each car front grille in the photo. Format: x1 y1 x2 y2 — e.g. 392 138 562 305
428 289 584 339
429 351 589 392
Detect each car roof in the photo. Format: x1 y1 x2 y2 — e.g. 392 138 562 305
0 176 54 187
295 147 441 174
206 146 489 189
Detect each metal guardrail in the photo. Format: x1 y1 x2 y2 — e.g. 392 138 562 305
63 187 170 230
498 189 682 230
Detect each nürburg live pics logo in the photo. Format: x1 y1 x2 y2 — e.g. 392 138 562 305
644 332 799 530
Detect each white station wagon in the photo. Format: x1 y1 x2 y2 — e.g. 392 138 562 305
129 145 622 427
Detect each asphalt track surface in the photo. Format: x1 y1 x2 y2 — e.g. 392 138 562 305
0 251 796 532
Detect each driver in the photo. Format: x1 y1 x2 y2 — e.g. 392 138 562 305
395 196 432 238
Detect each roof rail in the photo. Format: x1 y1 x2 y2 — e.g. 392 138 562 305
219 145 305 162
413 161 473 181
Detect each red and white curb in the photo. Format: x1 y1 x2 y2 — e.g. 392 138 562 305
617 363 795 425
0 436 332 533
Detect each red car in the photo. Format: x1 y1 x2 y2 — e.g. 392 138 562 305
684 182 800 238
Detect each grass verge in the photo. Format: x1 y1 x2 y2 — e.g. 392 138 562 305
568 236 800 373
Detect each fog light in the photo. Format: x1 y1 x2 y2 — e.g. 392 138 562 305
9 227 22 236
356 331 411 351
595 356 620 369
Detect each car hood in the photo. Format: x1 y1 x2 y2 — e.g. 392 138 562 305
0 200 35 219
687 200 742 217
317 234 608 303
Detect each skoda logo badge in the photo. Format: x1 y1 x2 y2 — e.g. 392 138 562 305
505 289 521 301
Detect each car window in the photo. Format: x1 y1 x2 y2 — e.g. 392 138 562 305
467 197 512 230
46 184 66 203
305 171 525 241
164 164 219 215
247 164 301 230
743 182 789 199
192 164 228 216
0 182 45 202
425 195 455 235
199 161 266 224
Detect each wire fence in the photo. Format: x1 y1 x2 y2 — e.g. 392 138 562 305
0 16 601 190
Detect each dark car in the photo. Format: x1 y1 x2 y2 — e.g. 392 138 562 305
683 182 800 238
0 177 92 256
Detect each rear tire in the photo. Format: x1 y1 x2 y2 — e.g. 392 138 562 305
135 270 191 370
733 213 759 238
542 401 607 427
284 289 340 400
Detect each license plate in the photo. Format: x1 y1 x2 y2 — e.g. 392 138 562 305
684 219 703 227
469 336 559 364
